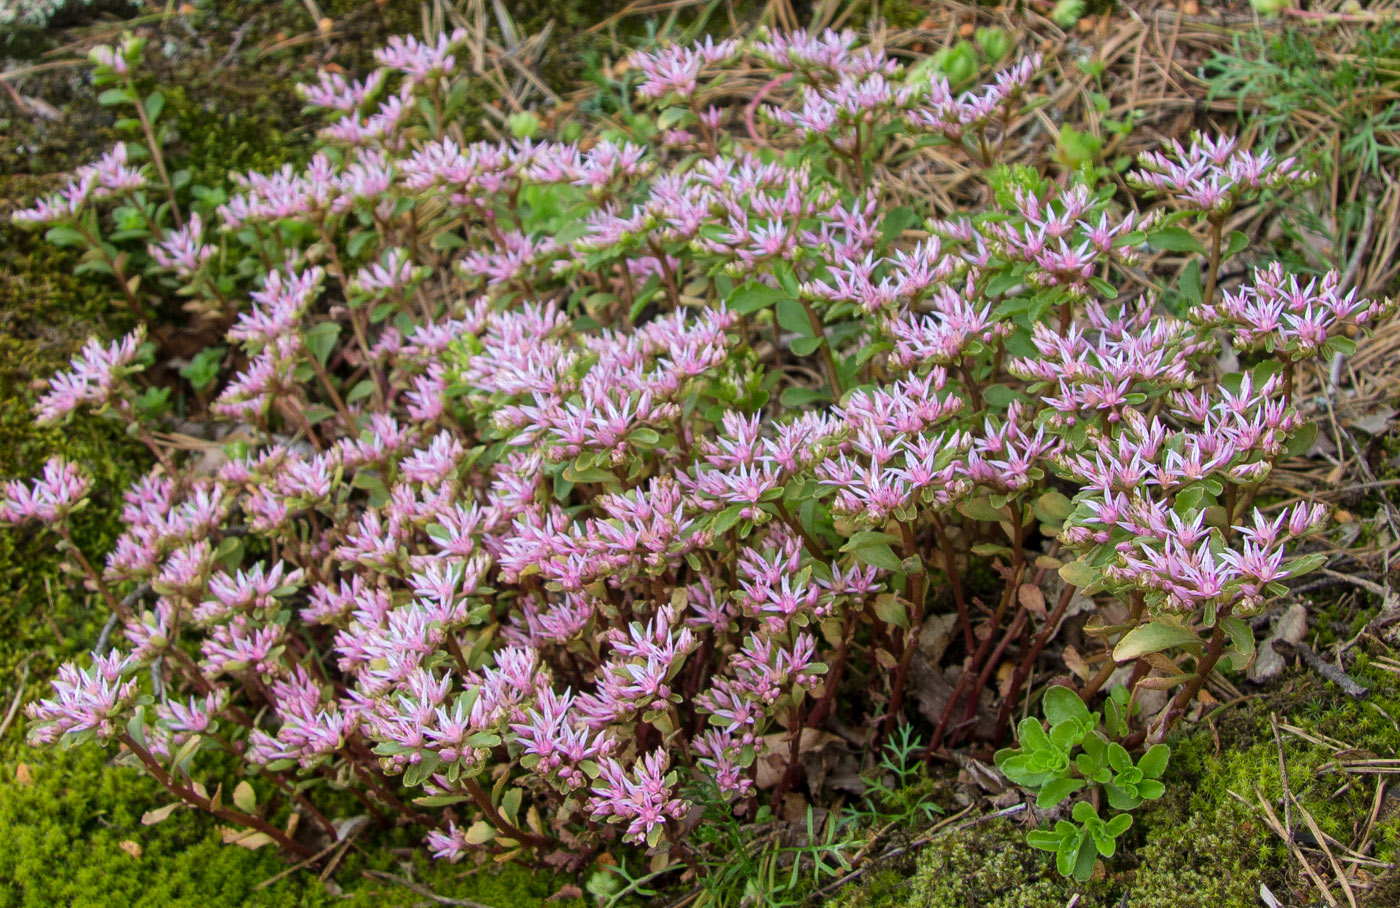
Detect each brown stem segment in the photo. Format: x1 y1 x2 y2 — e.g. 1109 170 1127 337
460 777 552 847
806 610 856 729
1150 605 1233 744
56 526 131 622
927 565 1023 752
130 80 183 229
881 522 928 741
931 513 975 652
1081 593 1145 702
118 732 314 859
772 703 806 806
799 297 843 399
993 582 1078 744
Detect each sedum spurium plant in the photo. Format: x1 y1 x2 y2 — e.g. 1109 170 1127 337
5 21 1393 882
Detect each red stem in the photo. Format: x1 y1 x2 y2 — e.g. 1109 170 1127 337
118 733 313 859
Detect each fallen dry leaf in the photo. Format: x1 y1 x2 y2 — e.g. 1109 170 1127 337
119 840 142 859
142 803 182 826
1062 645 1092 682
1018 584 1047 618
14 763 32 786
1249 603 1308 684
918 613 958 665
755 729 842 789
547 885 584 902
1346 406 1396 436
220 826 275 849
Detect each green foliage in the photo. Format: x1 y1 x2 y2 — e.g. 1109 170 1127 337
995 686 1167 880
850 726 943 828
1206 24 1400 180
828 648 1400 908
621 776 862 908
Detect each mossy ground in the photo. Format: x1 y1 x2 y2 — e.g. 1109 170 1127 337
827 648 1400 908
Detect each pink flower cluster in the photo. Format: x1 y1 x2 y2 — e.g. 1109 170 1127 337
1 456 92 524
8 25 1389 870
12 143 145 226
35 327 147 424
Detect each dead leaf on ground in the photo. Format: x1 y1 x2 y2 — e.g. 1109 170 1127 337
755 729 842 789
220 826 275 849
1062 645 1092 682
119 840 142 859
1345 405 1396 436
1018 584 1046 618
919 612 958 665
547 885 584 902
953 752 1007 795
141 802 183 826
1250 603 1308 684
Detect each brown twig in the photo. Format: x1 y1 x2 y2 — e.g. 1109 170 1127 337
1292 642 1370 699
360 870 499 908
0 657 33 741
118 732 314 859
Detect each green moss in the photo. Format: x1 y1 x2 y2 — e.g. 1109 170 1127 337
879 0 925 28
828 820 1113 908
830 651 1399 908
0 743 584 908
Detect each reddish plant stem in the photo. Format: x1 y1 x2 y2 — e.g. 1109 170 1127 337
880 522 928 741
55 526 130 622
348 760 425 825
992 582 1078 744
269 774 340 840
744 73 794 144
1150 605 1233 745
772 702 807 807
806 610 856 730
958 602 1029 743
446 632 471 677
1080 593 1145 702
930 513 974 652
118 732 314 859
129 81 183 228
927 565 1023 752
460 777 552 847
306 354 354 428
799 297 843 398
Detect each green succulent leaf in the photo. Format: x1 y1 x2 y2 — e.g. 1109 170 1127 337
1104 782 1143 811
1113 618 1202 661
1042 685 1090 727
1138 743 1170 779
1035 777 1086 808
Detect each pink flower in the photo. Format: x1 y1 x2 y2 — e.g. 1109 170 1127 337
1 457 92 524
